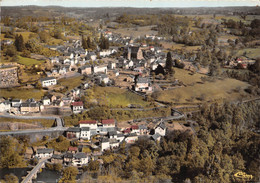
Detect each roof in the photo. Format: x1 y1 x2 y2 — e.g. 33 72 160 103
157 122 166 130
40 77 56 82
137 77 150 83
108 131 117 136
79 120 97 124
74 152 87 159
71 101 83 106
67 127 81 132
52 154 63 159
130 46 140 53
37 148 53 154
123 128 131 133
127 133 138 137
131 125 139 130
21 103 30 107
68 146 78 151
64 152 73 158
139 124 147 130
101 119 115 125
81 127 90 131
102 138 109 143
151 133 161 140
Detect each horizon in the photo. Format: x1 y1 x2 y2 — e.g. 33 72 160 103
1 0 259 8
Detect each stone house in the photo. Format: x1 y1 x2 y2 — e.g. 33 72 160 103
41 77 57 87
35 148 54 159
79 120 97 129
66 127 81 139
71 101 84 113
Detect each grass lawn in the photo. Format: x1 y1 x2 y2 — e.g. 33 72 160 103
174 68 206 85
58 76 84 91
235 47 260 59
156 78 250 103
93 87 151 108
0 117 55 128
15 31 36 42
18 56 45 66
0 88 45 100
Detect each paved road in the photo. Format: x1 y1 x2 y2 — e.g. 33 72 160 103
0 114 67 136
21 157 49 183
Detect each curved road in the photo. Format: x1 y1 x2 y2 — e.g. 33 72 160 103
0 114 67 136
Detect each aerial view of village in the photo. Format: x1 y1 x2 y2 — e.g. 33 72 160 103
0 0 259 182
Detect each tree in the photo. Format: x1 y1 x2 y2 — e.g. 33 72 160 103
209 58 221 76
59 166 78 183
5 45 17 57
165 52 174 76
99 34 109 50
82 35 88 49
0 136 25 168
3 174 18 183
14 34 25 52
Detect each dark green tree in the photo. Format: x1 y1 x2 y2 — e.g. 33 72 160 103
14 34 25 52
165 52 174 76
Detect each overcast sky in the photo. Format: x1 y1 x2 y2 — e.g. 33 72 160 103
1 0 259 7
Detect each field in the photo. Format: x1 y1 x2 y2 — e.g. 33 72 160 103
174 68 206 85
160 41 201 51
108 25 157 39
235 47 260 59
15 31 36 42
156 78 250 103
0 88 45 100
18 56 45 66
0 117 55 128
58 75 84 91
92 86 151 108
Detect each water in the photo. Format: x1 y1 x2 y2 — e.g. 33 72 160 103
0 167 32 182
33 169 61 183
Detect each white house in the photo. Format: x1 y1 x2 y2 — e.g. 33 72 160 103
0 101 11 112
125 133 138 144
80 127 91 140
71 101 84 113
135 77 152 92
72 153 88 167
92 65 107 74
35 148 54 159
101 119 115 128
99 50 111 57
108 61 116 69
42 96 51 106
131 125 140 135
98 74 109 84
40 77 57 87
154 121 166 136
101 138 110 151
79 120 97 129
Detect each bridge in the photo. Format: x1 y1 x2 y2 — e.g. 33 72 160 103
21 157 49 183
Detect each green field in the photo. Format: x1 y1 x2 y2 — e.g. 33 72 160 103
235 47 260 59
58 76 84 91
0 88 45 100
93 87 150 108
0 117 55 128
156 78 250 103
174 68 206 85
15 31 36 42
18 56 45 66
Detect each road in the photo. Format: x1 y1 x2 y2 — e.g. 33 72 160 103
0 114 67 136
21 157 49 183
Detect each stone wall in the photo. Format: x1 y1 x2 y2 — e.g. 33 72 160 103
0 66 19 88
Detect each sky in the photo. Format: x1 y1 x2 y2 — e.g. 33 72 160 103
1 0 259 8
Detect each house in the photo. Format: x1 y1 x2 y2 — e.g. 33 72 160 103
0 100 11 112
78 65 92 75
108 61 116 69
87 52 97 61
108 131 117 139
47 94 56 103
80 127 91 140
40 77 57 87
20 102 40 113
139 124 148 135
99 50 111 57
97 74 109 84
35 148 54 159
131 125 139 135
125 133 138 144
11 99 22 107
42 96 51 105
135 77 152 92
68 146 78 154
116 133 125 142
126 46 143 60
151 133 161 141
72 153 88 167
101 119 115 128
101 138 110 151
25 147 34 159
92 65 107 74
66 127 81 139
109 139 120 149
71 101 84 113
51 154 63 164
64 152 74 165
62 97 73 105
79 120 97 129
122 128 131 134
154 121 166 136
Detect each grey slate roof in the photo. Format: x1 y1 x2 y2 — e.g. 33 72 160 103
74 152 87 159
37 148 53 154
67 127 81 132
40 77 56 82
152 133 161 140
139 124 147 130
81 127 90 131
